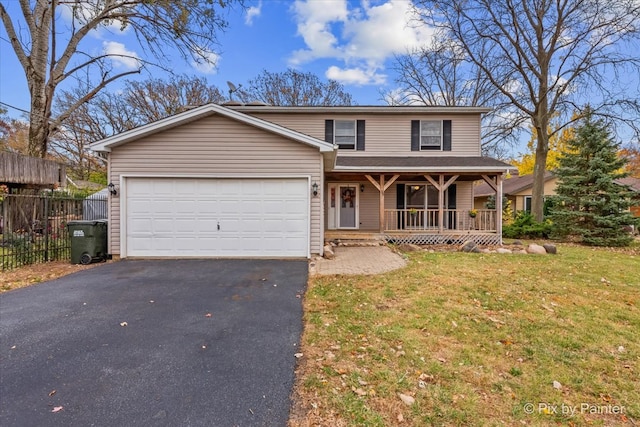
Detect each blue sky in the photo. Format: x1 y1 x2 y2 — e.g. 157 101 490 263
0 0 435 118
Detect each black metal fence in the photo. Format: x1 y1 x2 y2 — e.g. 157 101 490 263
0 193 107 270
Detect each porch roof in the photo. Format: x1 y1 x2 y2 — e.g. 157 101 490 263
332 156 515 173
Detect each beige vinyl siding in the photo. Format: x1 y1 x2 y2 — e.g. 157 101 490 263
357 182 379 229
108 114 323 255
248 112 482 157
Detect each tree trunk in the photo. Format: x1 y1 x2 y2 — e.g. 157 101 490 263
531 128 549 222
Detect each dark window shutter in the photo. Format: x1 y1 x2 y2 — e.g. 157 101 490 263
443 120 452 151
325 120 334 144
356 120 365 151
396 184 405 229
411 120 420 151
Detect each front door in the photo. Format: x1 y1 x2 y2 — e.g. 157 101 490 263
339 185 357 228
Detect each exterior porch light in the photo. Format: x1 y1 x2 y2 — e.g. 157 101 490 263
312 182 319 197
107 182 118 196
360 184 365 192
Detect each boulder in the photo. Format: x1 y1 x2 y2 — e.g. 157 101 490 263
398 243 422 252
526 243 547 255
323 245 335 259
543 243 557 254
496 248 513 254
511 240 523 246
460 240 480 253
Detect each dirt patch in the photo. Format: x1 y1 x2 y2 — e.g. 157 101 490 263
1 261 108 293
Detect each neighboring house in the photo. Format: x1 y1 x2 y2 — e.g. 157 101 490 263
89 103 514 259
475 172 640 219
474 171 557 213
617 177 640 218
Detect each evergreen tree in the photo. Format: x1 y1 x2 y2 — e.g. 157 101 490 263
550 112 636 246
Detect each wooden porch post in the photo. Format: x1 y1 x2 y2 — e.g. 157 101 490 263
365 174 400 233
438 175 444 233
379 175 385 232
496 174 503 242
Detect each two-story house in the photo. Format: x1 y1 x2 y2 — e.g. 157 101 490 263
89 103 513 259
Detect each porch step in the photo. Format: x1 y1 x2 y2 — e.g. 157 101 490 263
330 239 385 247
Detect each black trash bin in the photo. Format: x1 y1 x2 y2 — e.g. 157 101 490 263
68 220 108 265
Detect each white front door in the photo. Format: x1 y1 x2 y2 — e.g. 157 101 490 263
327 183 359 229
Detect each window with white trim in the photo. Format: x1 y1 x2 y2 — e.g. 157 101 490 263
335 120 356 149
420 120 442 149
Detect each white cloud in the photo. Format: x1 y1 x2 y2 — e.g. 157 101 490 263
61 2 131 37
190 49 220 74
245 2 262 25
102 41 141 70
326 65 385 85
290 0 435 85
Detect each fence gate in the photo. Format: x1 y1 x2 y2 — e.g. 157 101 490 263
0 194 107 270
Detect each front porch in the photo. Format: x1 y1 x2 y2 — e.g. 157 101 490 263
324 170 507 246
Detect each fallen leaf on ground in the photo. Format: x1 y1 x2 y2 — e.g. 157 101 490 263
294 353 304 358
352 387 367 396
48 390 56 397
120 322 128 327
51 406 63 413
205 313 212 318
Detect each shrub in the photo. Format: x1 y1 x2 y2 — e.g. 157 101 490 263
502 212 553 239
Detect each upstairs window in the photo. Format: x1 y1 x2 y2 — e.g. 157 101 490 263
411 120 452 151
420 121 442 149
325 120 365 150
335 120 356 149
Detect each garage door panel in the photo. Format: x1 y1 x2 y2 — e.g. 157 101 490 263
126 178 309 257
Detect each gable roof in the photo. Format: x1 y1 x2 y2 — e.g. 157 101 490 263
474 171 556 197
88 103 335 153
616 177 640 193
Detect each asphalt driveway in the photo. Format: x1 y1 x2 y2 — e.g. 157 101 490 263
0 259 308 426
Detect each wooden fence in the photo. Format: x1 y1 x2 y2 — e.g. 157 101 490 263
0 152 66 187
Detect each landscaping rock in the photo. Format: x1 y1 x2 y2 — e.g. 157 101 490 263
479 248 491 254
398 243 422 252
398 393 415 406
543 243 557 254
460 240 480 253
512 240 523 246
323 245 335 260
526 243 547 255
496 248 513 254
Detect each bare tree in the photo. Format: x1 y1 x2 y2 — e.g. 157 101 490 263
0 0 242 158
240 69 354 106
50 75 225 179
387 40 526 158
123 75 225 124
413 0 640 220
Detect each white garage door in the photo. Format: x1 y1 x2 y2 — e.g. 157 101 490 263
125 178 309 257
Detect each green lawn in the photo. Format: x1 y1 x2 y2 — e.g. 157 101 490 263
291 243 639 426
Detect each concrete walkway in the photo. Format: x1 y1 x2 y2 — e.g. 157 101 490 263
309 246 407 276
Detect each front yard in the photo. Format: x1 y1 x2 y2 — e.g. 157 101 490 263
291 243 639 426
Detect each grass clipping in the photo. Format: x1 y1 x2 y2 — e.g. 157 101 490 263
290 244 639 426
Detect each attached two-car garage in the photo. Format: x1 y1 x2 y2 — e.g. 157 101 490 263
90 104 331 259
124 177 310 258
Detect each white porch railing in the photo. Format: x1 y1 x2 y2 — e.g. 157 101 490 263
384 209 497 232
